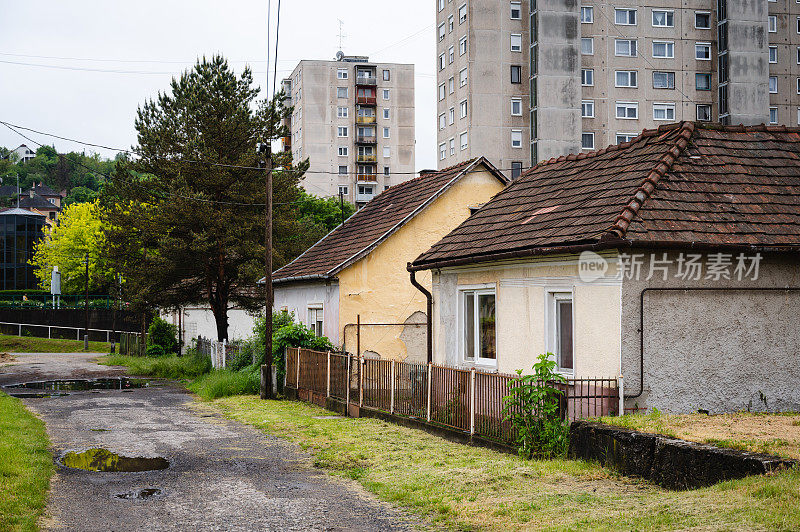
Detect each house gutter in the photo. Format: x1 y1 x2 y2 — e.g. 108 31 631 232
407 263 433 364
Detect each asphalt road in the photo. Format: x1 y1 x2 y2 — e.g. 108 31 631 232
0 353 421 531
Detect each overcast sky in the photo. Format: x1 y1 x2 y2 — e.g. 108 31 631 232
0 0 436 170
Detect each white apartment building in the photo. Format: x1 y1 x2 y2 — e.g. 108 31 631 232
436 0 800 172
282 54 415 206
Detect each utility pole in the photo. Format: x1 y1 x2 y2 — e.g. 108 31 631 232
339 190 346 226
260 142 274 399
84 252 89 351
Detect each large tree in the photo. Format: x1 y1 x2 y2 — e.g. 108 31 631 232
101 55 307 341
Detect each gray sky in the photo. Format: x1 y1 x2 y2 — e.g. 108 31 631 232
0 0 436 170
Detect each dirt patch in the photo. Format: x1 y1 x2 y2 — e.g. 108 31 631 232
0 352 16 364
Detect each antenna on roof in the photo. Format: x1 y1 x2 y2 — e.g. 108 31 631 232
337 19 346 53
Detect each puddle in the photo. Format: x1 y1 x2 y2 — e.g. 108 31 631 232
3 378 149 397
59 448 169 472
115 488 163 500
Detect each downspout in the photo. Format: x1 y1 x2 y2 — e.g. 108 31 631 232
407 263 433 364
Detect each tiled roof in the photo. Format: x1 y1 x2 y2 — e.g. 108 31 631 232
0 185 18 197
18 194 59 211
273 158 507 283
412 122 800 269
30 184 59 197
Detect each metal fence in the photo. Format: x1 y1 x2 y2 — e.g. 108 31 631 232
284 347 621 445
195 336 240 368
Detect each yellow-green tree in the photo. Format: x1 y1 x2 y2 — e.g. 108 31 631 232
30 201 112 293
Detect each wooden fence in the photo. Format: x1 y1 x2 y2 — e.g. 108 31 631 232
285 347 620 446
119 332 144 356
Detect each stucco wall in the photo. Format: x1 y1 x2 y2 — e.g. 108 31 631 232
161 306 257 346
337 168 505 360
621 251 800 414
432 252 622 377
272 281 340 345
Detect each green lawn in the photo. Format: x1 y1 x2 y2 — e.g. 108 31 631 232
0 334 110 353
0 393 53 532
210 396 800 531
98 353 211 380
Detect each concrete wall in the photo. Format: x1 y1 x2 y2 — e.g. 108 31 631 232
432 252 622 377
621 251 800 414
725 0 770 125
272 281 340 345
337 167 506 361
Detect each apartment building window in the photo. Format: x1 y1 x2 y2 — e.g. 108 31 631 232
798 108 800 126
797 47 800 64
459 36 467 55
460 99 468 118
383 146 391 158
383 166 390 177
447 14 454 32
338 165 348 175
652 10 674 27
438 0 444 12
449 138 456 155
383 69 390 81
510 1 521 19
509 97 522 116
797 77 800 94
615 39 637 57
616 133 637 143
449 77 455 93
696 104 712 122
337 68 348 79
652 41 674 58
769 46 777 64
581 132 595 150
459 67 468 86
768 16 776 33
511 130 523 148
616 101 639 119
510 65 522 83
511 34 523 52
438 83 446 101
438 23 446 42
769 107 778 124
337 106 348 118
615 8 636 25
383 127 390 139
695 11 711 29
439 53 446 71
337 87 348 98
460 132 468 150
653 71 675 89
581 68 594 86
383 89 390 100
581 6 593 23
581 38 594 55
695 42 712 60
449 106 455 124
581 100 595 118
459 3 467 24
383 108 390 120
449 46 455 63
439 143 447 161
769 76 778 93
338 185 348 196
696 73 711 90
337 126 348 137
797 16 800 34
615 70 638 87
439 113 447 130
338 146 348 156
653 102 676 120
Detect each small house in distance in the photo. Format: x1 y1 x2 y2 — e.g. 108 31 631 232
272 158 508 362
410 122 800 414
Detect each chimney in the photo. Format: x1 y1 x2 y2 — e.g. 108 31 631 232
29 189 34 198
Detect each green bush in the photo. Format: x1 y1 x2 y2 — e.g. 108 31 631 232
145 344 166 358
147 317 178 354
502 353 570 459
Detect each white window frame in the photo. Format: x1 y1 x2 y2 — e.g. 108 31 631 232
616 101 639 119
616 132 637 144
653 71 675 89
652 9 674 28
449 137 456 156
511 129 523 148
449 76 455 94
337 68 348 79
337 87 348 98
307 305 324 337
581 68 594 86
581 37 594 55
383 108 390 120
458 3 467 24
696 104 712 122
460 131 468 150
581 99 595 118
581 132 594 150
439 53 446 71
615 70 638 88
695 11 711 29
459 35 467 55
511 33 522 52
449 106 455 124
449 45 455 64
438 83 446 101
615 8 637 25
438 22 446 42
510 1 522 20
769 76 778 94
769 107 778 124
511 97 522 116
337 106 349 118
768 15 777 33
338 146 348 157
439 113 446 130
459 99 468 118
337 126 348 137
459 67 468 87
338 165 348 176
383 127 390 139
439 142 447 161
769 46 777 64
653 102 676 121
546 290 574 375
383 89 390 100
652 40 674 58
448 14 454 32
458 285 497 368
580 6 593 23
383 146 391 158
338 185 348 196
615 39 637 57
695 42 712 60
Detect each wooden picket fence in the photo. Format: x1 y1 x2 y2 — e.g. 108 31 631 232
285 347 621 446
119 332 144 356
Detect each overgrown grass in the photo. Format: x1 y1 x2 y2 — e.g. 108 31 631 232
98 352 211 379
0 393 53 532
0 334 109 353
187 367 260 400
211 396 800 530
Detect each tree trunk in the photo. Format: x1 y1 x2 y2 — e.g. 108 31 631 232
210 292 229 342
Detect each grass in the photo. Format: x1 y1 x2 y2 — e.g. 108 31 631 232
0 334 109 353
187 367 260 400
98 352 211 380
210 396 800 531
0 392 53 532
601 410 800 460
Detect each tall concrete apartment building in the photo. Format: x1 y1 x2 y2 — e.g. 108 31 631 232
436 0 800 174
281 54 415 206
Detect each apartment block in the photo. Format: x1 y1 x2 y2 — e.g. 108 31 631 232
436 0 800 170
282 55 415 206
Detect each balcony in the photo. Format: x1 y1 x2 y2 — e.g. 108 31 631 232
356 96 377 106
357 173 378 182
356 115 376 124
356 135 377 144
355 76 377 87
357 154 377 163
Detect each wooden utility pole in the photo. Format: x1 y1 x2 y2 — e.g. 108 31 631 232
84 252 89 350
260 143 274 399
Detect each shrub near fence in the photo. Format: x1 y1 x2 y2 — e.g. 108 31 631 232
285 347 620 446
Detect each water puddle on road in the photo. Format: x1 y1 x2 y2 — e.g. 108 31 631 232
115 488 163 500
59 448 169 472
3 377 149 398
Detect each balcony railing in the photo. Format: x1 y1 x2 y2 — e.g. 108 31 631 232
355 77 377 86
356 135 377 144
356 96 377 105
356 115 376 124
357 173 378 182
357 154 377 163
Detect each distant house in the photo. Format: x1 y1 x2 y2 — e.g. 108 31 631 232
29 183 63 209
18 190 60 224
273 158 508 362
10 144 36 164
410 122 800 414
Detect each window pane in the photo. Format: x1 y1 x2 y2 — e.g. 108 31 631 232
558 301 573 370
464 293 475 359
478 293 496 360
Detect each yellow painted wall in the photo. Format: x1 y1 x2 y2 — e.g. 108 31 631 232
336 167 505 361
